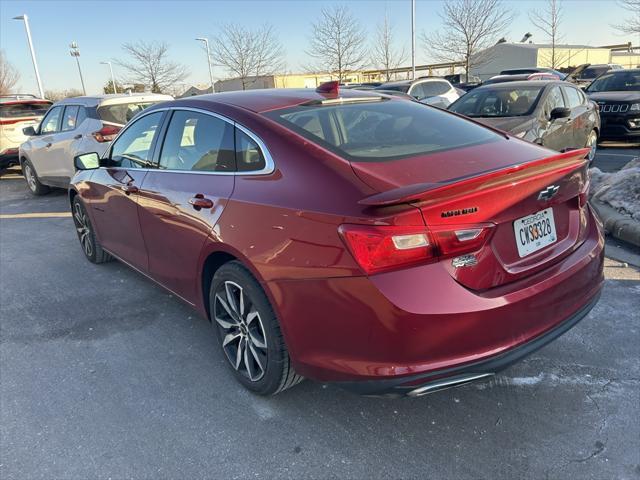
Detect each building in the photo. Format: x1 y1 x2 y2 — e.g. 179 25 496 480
469 43 614 80
178 84 213 98
214 72 367 93
612 51 640 69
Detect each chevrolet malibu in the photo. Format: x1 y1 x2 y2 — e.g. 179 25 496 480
69 84 604 397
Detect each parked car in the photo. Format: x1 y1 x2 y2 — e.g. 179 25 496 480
444 73 482 92
500 67 567 79
448 80 600 161
20 93 172 195
373 77 460 107
341 82 383 90
573 64 623 87
484 72 561 85
584 68 640 142
0 96 52 169
69 83 603 397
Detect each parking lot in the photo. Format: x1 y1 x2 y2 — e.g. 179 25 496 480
1 147 639 479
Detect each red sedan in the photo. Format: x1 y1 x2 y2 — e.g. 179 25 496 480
69 83 604 397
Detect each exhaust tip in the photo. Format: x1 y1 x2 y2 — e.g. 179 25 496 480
407 373 494 397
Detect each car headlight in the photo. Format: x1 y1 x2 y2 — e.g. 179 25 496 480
631 103 640 111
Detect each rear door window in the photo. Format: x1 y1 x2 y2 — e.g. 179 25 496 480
267 98 499 162
563 86 584 108
39 106 63 134
158 111 235 172
235 129 266 172
61 105 80 131
97 102 158 125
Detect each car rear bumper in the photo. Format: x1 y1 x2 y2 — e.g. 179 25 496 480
268 205 605 392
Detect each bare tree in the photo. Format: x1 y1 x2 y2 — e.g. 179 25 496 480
117 41 189 93
613 0 640 35
306 5 368 82
210 23 285 90
0 51 20 95
371 13 406 82
44 89 83 102
422 0 514 82
529 0 566 68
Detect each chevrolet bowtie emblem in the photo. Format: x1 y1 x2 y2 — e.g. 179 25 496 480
538 185 560 201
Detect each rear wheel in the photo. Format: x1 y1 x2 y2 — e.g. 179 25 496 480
22 159 49 196
72 196 112 264
585 130 598 163
210 261 303 395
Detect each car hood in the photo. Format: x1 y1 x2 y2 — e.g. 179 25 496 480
467 116 534 134
586 91 640 102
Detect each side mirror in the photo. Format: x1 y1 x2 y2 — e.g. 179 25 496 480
74 152 100 170
550 107 571 121
22 126 36 136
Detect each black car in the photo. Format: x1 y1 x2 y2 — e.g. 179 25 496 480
448 80 600 162
585 68 640 142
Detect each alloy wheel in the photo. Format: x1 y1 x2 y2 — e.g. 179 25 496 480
586 131 598 162
24 164 37 192
214 280 268 382
73 202 94 257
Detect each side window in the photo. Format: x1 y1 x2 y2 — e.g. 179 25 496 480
159 111 235 172
542 87 565 119
39 106 63 134
76 106 87 127
235 129 266 172
108 111 163 168
563 87 583 108
61 106 80 132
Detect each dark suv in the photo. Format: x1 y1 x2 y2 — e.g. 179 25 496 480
585 68 640 142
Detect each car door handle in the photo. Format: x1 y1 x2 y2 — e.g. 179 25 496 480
74 134 82 140
45 143 52 148
121 184 139 195
189 194 214 210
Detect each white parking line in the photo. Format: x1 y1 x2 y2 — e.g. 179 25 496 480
0 212 71 219
0 175 25 180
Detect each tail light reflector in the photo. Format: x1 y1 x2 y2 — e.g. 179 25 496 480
92 124 121 143
339 223 494 274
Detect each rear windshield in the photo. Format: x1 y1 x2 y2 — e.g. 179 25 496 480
265 99 500 162
449 86 544 118
97 102 158 125
0 102 51 118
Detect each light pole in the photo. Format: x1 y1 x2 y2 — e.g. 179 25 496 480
12 14 44 98
69 41 87 95
196 37 215 93
100 61 117 94
411 0 416 80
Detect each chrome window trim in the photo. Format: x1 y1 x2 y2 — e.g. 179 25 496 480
100 106 275 176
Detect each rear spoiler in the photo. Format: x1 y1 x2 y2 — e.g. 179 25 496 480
358 148 590 207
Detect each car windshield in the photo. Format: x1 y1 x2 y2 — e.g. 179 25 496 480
0 102 51 118
265 99 499 163
586 71 640 92
97 101 159 125
448 86 544 118
374 84 409 93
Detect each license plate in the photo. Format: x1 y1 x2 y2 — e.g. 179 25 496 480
514 208 557 258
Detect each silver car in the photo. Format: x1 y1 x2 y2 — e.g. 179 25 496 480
19 93 172 195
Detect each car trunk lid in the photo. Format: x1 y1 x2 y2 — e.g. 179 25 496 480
356 144 591 290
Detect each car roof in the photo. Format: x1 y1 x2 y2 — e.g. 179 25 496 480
474 80 568 90
55 93 173 107
165 88 387 113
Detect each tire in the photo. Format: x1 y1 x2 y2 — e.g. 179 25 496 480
22 159 50 196
210 261 303 395
71 196 113 264
585 130 598 163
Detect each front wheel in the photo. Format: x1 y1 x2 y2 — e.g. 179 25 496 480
22 159 49 196
71 196 112 264
585 130 598 163
210 261 303 395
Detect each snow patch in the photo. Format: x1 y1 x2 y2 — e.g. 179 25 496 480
590 157 640 221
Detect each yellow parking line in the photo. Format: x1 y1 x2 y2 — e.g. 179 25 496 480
0 212 72 219
0 175 25 179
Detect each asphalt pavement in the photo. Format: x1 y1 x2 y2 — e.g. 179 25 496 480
592 143 639 172
1 161 639 480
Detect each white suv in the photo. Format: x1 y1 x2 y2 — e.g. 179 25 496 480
20 93 172 195
0 95 52 169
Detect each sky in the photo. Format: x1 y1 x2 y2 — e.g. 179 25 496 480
0 0 633 96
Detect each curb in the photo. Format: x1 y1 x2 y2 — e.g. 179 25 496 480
590 199 640 248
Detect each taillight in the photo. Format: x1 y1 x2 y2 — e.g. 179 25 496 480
339 223 494 275
92 124 121 143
